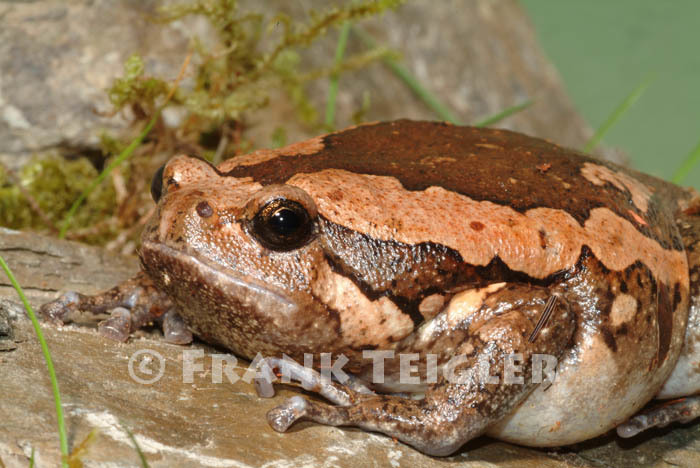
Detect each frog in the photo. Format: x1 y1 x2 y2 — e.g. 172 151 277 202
41 120 700 456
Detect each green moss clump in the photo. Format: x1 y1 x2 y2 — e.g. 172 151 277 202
108 55 170 114
0 155 116 242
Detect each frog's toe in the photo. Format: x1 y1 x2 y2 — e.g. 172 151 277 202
254 357 353 405
344 374 375 395
97 307 132 342
162 309 193 344
267 396 354 433
267 396 312 432
39 291 82 324
617 396 700 438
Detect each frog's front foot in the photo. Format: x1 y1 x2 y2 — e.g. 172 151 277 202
39 272 192 344
617 396 700 438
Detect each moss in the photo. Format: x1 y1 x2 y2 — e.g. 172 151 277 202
0 155 116 241
270 126 288 148
107 55 170 113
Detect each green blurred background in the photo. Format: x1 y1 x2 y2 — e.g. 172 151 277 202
521 0 700 189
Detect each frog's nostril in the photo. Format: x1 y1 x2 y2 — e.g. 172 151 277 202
196 201 214 218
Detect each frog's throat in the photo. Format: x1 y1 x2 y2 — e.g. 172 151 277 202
140 241 299 318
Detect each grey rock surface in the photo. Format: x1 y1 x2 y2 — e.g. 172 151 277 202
0 0 191 168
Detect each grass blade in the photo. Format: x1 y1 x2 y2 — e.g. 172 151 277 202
121 423 150 468
0 256 68 468
671 137 700 184
474 99 533 127
67 429 98 467
351 26 463 125
325 21 352 130
583 76 653 153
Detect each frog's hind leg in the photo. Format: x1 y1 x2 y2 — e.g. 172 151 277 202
39 271 191 344
261 284 576 456
617 396 700 437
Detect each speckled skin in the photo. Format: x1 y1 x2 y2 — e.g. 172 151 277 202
41 120 700 456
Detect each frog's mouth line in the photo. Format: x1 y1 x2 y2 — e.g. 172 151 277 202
140 241 299 317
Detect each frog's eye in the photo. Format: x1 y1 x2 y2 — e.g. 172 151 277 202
251 198 314 251
150 164 165 203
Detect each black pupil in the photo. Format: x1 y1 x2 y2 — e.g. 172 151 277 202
269 208 301 236
251 199 313 251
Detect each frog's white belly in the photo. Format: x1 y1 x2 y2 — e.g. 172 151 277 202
486 324 683 446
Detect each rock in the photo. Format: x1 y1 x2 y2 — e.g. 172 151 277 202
0 0 191 169
0 299 17 350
